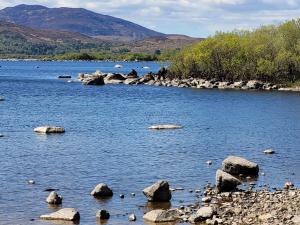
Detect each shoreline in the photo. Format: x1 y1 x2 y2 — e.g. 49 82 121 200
77 70 300 92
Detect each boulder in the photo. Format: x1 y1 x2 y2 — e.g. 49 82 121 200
96 210 110 220
263 149 275 154
246 80 264 89
222 156 259 175
46 191 62 205
40 208 80 221
91 183 113 197
188 207 215 223
83 76 105 85
143 209 179 223
148 124 182 130
34 126 65 134
216 170 241 192
124 78 139 85
105 73 126 81
143 180 172 202
127 69 138 78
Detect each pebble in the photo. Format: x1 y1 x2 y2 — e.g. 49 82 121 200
131 193 136 197
128 213 136 221
120 194 125 199
206 160 212 165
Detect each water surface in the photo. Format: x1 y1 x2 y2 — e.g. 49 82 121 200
0 61 299 225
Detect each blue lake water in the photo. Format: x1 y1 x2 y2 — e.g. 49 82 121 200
0 60 299 225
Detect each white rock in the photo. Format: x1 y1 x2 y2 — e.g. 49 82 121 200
143 209 179 222
34 126 65 134
148 124 182 130
40 208 80 221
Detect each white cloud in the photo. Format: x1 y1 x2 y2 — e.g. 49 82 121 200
0 0 299 37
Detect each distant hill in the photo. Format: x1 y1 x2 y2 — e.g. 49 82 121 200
0 4 164 40
0 21 108 56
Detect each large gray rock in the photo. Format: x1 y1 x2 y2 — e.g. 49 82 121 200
34 126 65 134
143 180 172 202
143 209 179 223
222 156 259 175
188 207 215 223
40 208 80 221
46 191 62 205
91 183 113 197
216 170 241 192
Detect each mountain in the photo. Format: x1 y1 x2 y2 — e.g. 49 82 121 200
0 21 108 56
0 4 165 40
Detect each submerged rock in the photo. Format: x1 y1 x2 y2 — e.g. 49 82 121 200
143 209 179 223
96 209 110 220
34 126 65 134
143 180 172 202
57 75 72 79
40 208 80 221
46 191 62 205
222 156 259 175
0 134 4 138
216 169 241 192
148 124 182 130
91 183 113 197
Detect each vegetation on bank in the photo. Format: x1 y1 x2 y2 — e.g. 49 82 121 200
169 19 300 84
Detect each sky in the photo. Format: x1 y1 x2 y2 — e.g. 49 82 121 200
1 0 300 37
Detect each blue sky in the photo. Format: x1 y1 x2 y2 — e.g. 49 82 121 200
1 0 300 37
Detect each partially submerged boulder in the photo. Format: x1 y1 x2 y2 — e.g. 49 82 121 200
222 156 259 175
91 183 113 197
40 208 80 221
143 209 179 223
216 169 241 192
96 209 110 220
143 180 172 202
188 207 215 223
148 124 182 130
46 191 62 205
34 126 65 134
127 69 138 78
0 96 4 101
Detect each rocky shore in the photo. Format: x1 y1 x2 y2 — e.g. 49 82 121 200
76 69 300 92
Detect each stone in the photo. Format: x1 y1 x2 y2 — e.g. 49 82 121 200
105 73 126 81
202 197 212 203
129 213 137 221
40 208 80 221
206 160 213 165
0 96 4 101
143 180 172 202
216 170 241 192
0 134 3 138
284 182 294 189
124 78 139 85
247 80 264 89
263 149 275 154
83 76 105 85
96 209 110 220
189 207 215 223
143 209 179 223
58 75 72 79
91 183 113 197
34 126 65 134
27 180 35 185
46 191 62 205
119 194 125 198
148 124 182 130
222 156 259 175
127 69 138 78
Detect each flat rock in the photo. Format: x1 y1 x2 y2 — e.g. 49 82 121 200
189 207 215 223
143 180 172 202
216 169 241 192
40 208 80 221
34 126 65 134
263 149 275 154
222 156 259 175
143 209 179 223
91 183 113 197
148 124 182 130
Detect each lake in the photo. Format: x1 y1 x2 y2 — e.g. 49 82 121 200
0 60 299 225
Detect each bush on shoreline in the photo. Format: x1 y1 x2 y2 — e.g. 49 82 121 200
168 19 300 84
